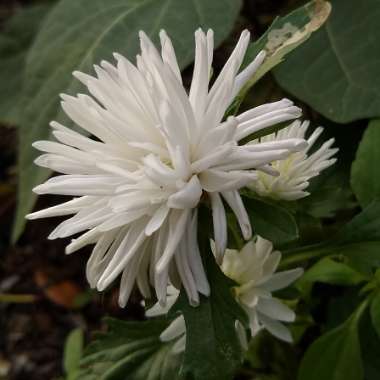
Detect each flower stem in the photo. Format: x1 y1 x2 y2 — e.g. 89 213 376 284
279 243 332 268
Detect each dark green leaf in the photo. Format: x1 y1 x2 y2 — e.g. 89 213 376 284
0 3 52 125
63 328 84 379
297 257 367 292
320 202 380 270
335 201 380 245
370 291 380 339
79 318 181 380
172 249 247 380
299 167 354 219
338 242 380 275
274 0 380 123
359 310 380 380
243 195 299 246
13 0 242 241
282 202 380 278
245 331 299 379
298 308 364 380
351 120 380 208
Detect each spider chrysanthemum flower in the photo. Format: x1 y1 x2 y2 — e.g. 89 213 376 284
27 29 306 307
146 236 303 352
248 120 338 200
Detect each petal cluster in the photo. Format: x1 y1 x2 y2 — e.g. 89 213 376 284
27 29 305 307
222 237 303 342
146 236 303 351
248 120 338 200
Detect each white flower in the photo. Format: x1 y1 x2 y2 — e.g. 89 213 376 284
222 236 303 342
247 120 338 200
146 236 303 352
27 29 306 307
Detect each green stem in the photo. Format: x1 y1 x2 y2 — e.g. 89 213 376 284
280 243 331 268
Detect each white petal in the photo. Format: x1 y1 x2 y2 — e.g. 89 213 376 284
156 210 190 274
233 50 266 98
145 204 170 236
159 30 182 83
209 192 227 263
221 190 251 240
186 210 210 296
257 298 295 322
172 335 186 354
160 315 186 342
261 268 304 292
175 240 199 306
26 196 95 220
168 175 202 209
258 313 293 343
96 220 147 291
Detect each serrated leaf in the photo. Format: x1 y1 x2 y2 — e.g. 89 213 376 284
298 307 364 380
79 318 181 380
274 0 380 123
13 0 242 241
0 3 53 125
351 120 380 208
229 0 330 116
172 248 247 380
243 194 299 246
370 292 380 339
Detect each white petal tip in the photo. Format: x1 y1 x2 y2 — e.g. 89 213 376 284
97 282 107 292
32 185 44 194
190 299 200 307
65 247 73 255
243 226 252 240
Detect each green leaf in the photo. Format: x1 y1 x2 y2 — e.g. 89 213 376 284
13 0 242 241
0 3 52 125
351 120 380 208
245 331 299 379
297 257 367 292
298 305 365 380
274 0 380 123
63 328 84 380
281 201 380 272
359 311 380 380
370 292 380 339
335 201 380 245
172 248 247 380
229 0 330 116
79 318 181 380
299 167 354 219
243 195 299 246
322 201 380 270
